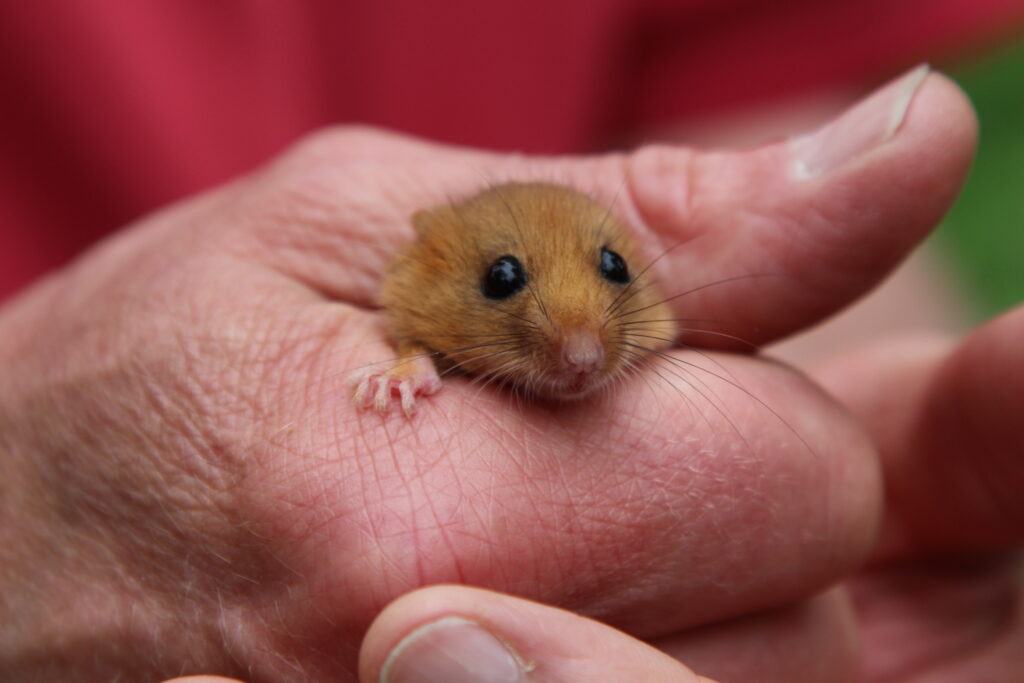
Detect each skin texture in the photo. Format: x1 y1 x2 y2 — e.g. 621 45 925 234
0 72 1001 682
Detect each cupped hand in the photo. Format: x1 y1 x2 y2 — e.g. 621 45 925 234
0 68 975 681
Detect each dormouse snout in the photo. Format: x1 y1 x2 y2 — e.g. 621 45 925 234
558 329 605 375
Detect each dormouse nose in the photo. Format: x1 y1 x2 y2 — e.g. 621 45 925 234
559 329 605 374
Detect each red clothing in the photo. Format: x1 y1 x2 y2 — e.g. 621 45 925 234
2 0 1022 299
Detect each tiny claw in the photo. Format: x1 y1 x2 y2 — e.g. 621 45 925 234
373 377 391 413
350 374 370 409
349 356 441 417
399 380 416 417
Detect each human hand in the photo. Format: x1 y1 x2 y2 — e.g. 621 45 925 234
166 584 718 682
812 307 1024 681
0 66 974 681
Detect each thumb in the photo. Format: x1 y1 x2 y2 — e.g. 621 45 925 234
232 67 974 348
359 585 716 683
625 65 976 345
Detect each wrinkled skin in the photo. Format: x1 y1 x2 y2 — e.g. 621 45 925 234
4 72 1016 683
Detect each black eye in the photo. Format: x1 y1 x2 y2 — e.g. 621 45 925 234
482 255 528 300
599 247 630 284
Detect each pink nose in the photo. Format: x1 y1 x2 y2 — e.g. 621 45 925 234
560 331 604 374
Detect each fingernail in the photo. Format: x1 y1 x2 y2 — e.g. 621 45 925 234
380 616 527 683
790 64 931 179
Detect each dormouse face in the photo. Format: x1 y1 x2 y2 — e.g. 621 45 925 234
383 182 677 399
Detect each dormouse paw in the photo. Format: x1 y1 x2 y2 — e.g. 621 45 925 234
349 356 442 417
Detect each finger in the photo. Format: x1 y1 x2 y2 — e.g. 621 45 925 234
850 554 1024 681
247 348 881 644
814 306 1024 557
230 67 974 347
654 589 859 683
626 66 976 346
359 585 715 683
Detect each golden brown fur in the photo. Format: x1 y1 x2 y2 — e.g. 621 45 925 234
380 182 677 399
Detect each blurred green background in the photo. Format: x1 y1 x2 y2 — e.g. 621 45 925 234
938 39 1024 320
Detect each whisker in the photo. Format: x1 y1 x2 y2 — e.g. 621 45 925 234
620 341 724 405
622 347 719 434
605 279 658 321
604 240 688 316
627 342 814 458
439 350 520 374
615 329 747 391
492 309 542 329
407 331 534 343
617 273 789 320
616 320 759 351
489 184 554 329
623 341 754 452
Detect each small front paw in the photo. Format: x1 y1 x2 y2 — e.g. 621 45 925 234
349 356 442 416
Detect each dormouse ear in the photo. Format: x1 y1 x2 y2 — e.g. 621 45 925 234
411 205 459 237
411 209 432 236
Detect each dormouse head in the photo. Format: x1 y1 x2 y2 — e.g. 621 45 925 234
382 182 677 399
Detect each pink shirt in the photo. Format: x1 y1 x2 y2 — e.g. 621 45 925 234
2 0 1022 299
